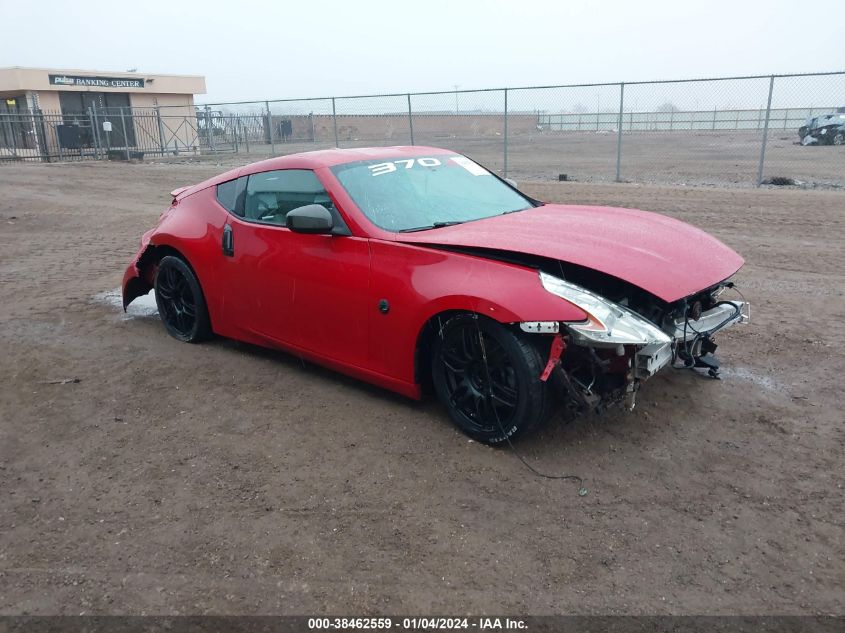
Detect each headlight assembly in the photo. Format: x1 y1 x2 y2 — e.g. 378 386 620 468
539 271 671 347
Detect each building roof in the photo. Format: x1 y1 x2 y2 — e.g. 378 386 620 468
0 66 205 78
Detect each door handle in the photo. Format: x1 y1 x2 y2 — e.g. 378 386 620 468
222 224 234 257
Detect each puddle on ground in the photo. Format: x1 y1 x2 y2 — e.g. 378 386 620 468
93 287 158 320
719 366 786 394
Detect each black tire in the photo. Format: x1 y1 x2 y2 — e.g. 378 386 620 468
154 255 212 343
431 314 549 444
833 131 844 146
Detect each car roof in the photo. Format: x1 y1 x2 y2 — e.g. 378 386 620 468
240 145 454 173
179 146 456 198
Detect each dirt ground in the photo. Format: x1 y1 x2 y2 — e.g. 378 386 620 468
0 160 843 616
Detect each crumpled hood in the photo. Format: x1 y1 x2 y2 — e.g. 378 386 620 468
399 204 744 302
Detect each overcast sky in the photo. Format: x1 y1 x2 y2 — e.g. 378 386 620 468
1 0 841 104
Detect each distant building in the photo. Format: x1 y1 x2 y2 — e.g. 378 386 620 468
0 66 205 114
0 67 206 158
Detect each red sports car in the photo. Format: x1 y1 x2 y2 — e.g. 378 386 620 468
123 146 748 444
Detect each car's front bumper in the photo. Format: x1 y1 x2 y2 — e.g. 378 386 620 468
671 300 749 341
635 300 749 378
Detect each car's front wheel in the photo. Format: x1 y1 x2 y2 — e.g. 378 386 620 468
154 255 212 343
431 314 549 444
833 131 844 146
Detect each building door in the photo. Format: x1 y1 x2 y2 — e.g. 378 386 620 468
0 95 34 150
58 91 136 148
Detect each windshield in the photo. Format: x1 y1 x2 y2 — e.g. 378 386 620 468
331 154 534 232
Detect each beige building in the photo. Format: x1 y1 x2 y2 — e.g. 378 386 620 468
0 67 206 158
0 67 206 112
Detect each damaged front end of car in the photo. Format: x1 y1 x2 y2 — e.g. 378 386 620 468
522 270 749 415
121 231 160 310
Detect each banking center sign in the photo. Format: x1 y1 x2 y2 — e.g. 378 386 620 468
49 74 146 89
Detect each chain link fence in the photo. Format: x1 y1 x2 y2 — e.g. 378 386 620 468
2 72 843 188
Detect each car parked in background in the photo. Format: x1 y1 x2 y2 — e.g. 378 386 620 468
123 147 748 444
798 113 845 145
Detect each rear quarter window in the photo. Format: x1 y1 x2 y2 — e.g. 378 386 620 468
216 177 247 216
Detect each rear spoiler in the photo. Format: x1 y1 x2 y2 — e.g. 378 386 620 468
170 185 192 201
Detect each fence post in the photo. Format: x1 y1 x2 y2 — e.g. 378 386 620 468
331 97 339 147
407 94 414 146
120 107 130 161
2 112 17 158
265 101 275 155
34 108 50 163
155 106 166 155
232 116 239 154
87 107 95 159
89 105 101 160
503 89 509 178
55 112 64 162
615 82 625 182
103 108 111 152
242 118 250 153
203 105 214 153
756 75 775 187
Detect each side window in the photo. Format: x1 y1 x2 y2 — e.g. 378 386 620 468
216 176 247 216
243 169 333 225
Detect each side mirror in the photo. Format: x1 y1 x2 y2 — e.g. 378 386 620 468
504 178 518 189
286 204 334 234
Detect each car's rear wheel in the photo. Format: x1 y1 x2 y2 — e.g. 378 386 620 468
833 131 844 146
154 255 212 343
431 313 549 444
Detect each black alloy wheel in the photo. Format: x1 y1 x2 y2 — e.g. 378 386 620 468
154 255 212 343
431 314 549 444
